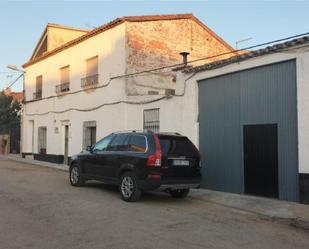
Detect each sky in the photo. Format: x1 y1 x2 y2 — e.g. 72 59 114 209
0 0 308 91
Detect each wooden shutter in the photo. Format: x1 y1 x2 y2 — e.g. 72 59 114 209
86 56 98 76
60 66 70 84
36 75 42 92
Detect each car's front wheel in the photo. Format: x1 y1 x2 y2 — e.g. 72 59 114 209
170 188 190 199
69 164 85 186
119 172 142 202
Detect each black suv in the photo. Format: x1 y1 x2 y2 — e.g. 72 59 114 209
69 131 201 202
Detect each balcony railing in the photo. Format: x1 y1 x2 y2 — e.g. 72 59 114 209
33 90 42 100
56 82 70 94
81 74 99 88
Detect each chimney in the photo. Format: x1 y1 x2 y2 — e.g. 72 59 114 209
180 52 190 65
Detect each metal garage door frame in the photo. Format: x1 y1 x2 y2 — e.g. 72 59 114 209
197 59 299 202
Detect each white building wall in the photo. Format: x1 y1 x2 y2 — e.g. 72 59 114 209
23 23 127 156
22 27 309 176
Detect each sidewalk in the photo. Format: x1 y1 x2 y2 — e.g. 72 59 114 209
2 154 309 230
2 153 68 171
191 189 309 230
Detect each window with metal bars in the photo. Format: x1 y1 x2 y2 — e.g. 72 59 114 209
143 108 160 132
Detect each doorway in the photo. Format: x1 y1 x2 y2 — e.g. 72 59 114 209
243 124 279 198
64 125 69 165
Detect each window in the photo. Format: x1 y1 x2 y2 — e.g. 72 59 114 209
82 121 96 149
86 56 98 77
143 108 160 132
38 126 47 154
128 135 147 152
107 134 129 151
81 56 99 87
92 135 113 152
34 75 43 99
56 66 70 93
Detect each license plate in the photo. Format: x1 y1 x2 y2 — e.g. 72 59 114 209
172 159 190 166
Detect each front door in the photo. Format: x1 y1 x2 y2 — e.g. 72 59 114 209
243 124 279 198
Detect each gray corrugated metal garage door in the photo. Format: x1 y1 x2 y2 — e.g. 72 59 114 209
198 60 298 202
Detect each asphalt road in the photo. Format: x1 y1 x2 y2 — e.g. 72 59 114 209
0 159 308 249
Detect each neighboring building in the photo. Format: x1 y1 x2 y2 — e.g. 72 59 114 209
3 88 24 102
174 35 309 203
21 14 233 164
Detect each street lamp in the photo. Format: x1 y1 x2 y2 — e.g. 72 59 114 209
7 64 24 72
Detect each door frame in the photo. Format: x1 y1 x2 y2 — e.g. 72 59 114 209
243 123 279 198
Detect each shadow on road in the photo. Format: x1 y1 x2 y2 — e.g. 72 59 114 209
82 180 195 204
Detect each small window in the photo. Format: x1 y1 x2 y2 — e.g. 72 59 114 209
81 56 99 87
107 134 129 151
60 66 70 84
92 135 113 152
143 108 160 132
34 75 43 99
86 56 98 77
129 135 147 152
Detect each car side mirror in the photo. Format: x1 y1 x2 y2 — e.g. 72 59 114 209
86 145 92 152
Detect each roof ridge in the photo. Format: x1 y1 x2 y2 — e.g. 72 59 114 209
47 22 90 32
23 13 232 68
184 35 309 73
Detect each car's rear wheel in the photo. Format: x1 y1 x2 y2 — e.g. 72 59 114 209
69 164 85 186
120 172 142 202
170 188 190 199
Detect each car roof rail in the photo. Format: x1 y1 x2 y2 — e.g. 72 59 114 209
158 132 182 136
112 129 144 134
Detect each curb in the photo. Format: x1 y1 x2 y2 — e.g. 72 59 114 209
1 155 68 172
191 189 309 231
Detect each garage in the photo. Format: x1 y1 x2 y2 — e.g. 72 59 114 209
198 60 299 202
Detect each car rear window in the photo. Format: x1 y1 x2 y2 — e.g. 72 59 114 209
158 136 197 157
128 135 147 152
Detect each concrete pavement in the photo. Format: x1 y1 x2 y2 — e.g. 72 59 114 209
1 158 309 249
2 154 309 231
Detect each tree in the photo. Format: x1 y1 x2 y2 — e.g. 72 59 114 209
0 92 22 132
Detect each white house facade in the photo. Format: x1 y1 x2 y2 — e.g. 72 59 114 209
21 14 233 164
21 13 309 203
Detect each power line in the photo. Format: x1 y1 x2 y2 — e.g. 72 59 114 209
24 32 309 116
111 31 309 79
0 71 20 74
2 73 23 90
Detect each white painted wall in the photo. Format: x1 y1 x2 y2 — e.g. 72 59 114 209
23 23 127 156
22 27 309 176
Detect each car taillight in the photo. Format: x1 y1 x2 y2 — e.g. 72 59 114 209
192 142 200 159
147 133 161 167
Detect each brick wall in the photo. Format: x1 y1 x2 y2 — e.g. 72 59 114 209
125 18 233 95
